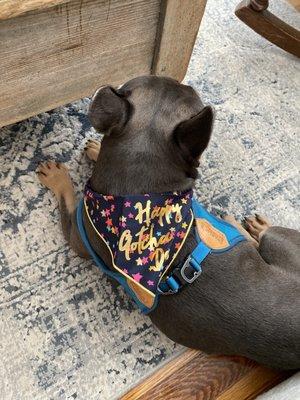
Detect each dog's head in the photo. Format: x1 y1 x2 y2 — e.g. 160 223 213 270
88 76 214 192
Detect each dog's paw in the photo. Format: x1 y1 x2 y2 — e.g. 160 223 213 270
222 214 258 246
85 139 101 162
243 214 271 242
37 161 73 196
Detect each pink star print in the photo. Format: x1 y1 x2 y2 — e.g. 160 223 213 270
125 201 131 207
123 268 128 274
105 209 111 217
176 231 185 239
147 280 154 286
132 272 143 282
175 242 181 250
128 213 134 218
142 256 148 265
111 205 115 212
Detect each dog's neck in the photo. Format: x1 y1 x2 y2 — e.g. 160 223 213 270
90 137 195 196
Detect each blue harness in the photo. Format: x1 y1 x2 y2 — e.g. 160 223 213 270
77 197 245 314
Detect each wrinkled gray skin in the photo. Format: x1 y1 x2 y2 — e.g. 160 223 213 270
64 76 300 370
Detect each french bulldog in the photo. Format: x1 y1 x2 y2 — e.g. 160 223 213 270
37 76 300 370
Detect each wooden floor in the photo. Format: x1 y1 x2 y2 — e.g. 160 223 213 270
121 349 292 400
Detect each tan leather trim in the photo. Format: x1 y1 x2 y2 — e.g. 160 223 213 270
196 218 229 250
127 279 155 308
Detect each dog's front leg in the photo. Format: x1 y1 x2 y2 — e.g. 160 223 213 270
37 162 90 258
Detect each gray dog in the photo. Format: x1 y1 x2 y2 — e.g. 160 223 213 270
37 76 300 370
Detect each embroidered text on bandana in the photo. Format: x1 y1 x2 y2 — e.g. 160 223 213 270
84 183 194 305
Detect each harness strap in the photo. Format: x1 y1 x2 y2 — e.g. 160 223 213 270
158 241 211 294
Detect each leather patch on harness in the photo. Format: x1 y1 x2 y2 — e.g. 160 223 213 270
196 218 229 250
127 279 155 308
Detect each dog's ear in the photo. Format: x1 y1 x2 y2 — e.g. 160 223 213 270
174 106 214 161
88 86 130 135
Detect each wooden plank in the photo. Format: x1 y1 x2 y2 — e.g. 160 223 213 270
0 0 71 20
121 349 290 400
0 0 161 127
217 365 291 400
151 0 207 82
286 0 300 11
121 349 201 400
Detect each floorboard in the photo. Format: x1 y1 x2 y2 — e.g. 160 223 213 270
121 349 291 400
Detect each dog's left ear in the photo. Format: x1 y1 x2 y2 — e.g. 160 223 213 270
88 86 130 136
174 106 214 161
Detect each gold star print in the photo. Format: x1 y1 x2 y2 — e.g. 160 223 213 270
182 222 188 229
136 257 143 266
181 198 187 204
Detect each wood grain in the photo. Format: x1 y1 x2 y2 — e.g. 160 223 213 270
0 0 161 127
151 0 207 82
286 0 300 11
217 365 291 400
121 349 290 400
0 0 71 20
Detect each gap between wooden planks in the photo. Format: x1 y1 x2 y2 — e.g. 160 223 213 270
121 349 292 400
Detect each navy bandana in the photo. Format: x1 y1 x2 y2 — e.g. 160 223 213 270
84 183 194 299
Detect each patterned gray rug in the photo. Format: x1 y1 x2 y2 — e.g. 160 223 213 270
0 0 299 399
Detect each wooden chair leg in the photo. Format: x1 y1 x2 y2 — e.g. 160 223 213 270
151 0 207 82
250 0 269 12
235 0 300 57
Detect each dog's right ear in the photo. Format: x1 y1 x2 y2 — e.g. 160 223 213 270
88 86 130 135
173 106 214 163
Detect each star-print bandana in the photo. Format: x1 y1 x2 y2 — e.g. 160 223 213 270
84 182 194 298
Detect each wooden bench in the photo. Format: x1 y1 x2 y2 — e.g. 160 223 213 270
0 0 207 127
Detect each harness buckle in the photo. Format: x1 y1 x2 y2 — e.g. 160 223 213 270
180 256 202 283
